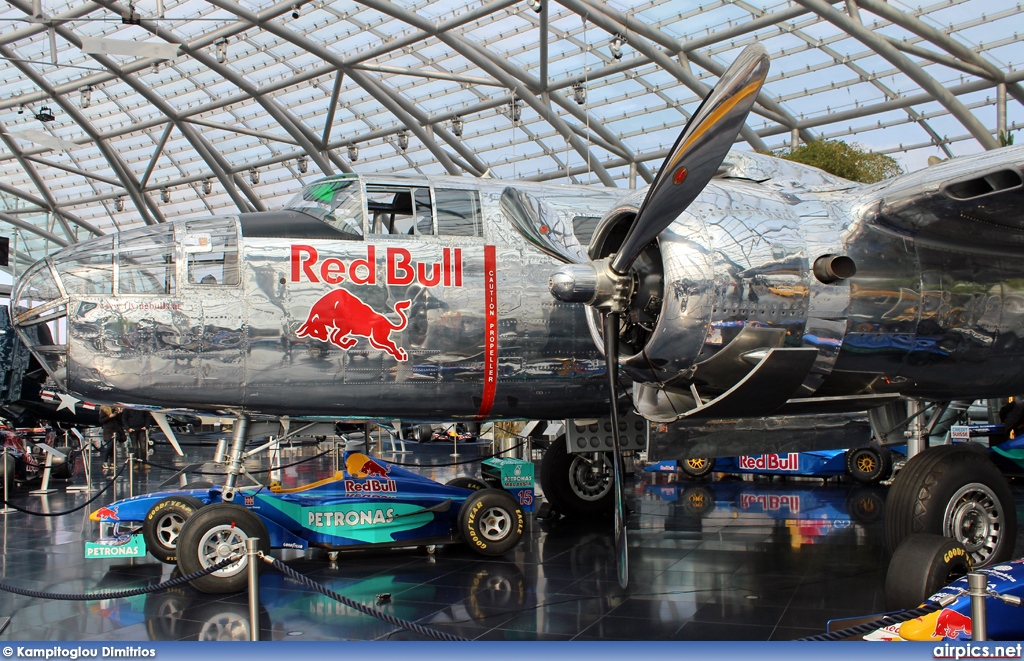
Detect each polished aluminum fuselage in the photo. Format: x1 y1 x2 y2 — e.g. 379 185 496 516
13 147 1024 422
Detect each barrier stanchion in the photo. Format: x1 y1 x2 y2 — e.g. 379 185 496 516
127 452 134 498
969 572 988 641
67 439 93 494
0 452 14 514
246 538 260 642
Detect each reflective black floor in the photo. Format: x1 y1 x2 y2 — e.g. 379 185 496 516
0 441 1022 641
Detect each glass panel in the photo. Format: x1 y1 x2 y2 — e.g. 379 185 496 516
285 178 364 239
185 219 239 286
56 237 114 295
367 184 433 236
16 261 62 310
118 226 176 295
435 189 481 237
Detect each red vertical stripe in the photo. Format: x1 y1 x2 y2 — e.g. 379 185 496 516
476 245 498 420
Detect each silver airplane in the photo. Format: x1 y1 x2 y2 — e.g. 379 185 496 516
10 45 1023 583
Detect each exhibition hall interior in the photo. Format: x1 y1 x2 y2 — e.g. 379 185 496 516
1 0 1023 643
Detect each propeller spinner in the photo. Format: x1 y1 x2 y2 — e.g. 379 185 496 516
549 44 770 588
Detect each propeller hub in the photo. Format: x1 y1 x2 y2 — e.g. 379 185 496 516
549 258 632 311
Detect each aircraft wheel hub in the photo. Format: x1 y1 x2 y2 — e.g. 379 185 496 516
198 524 248 577
569 454 613 502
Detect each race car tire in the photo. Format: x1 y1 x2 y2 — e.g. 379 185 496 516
885 534 972 610
177 503 270 594
50 446 77 480
884 445 1016 566
539 439 614 518
458 489 524 556
845 444 892 485
446 477 489 491
144 495 205 564
418 424 433 443
679 457 716 479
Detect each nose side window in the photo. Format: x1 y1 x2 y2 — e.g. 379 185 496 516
185 219 239 286
118 226 176 295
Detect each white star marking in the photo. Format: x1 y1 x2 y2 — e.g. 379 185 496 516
55 393 81 413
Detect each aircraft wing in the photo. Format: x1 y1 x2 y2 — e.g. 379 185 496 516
873 145 1024 255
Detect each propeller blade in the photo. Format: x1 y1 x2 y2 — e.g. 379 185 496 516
610 44 769 274
603 310 629 588
499 187 587 265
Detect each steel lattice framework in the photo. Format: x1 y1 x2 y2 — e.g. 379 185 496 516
0 0 1021 274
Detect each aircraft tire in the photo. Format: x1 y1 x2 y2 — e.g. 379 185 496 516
177 503 270 594
539 439 614 518
885 534 971 610
884 445 1016 566
679 457 716 479
144 495 204 564
846 444 892 485
458 489 524 556
446 476 489 491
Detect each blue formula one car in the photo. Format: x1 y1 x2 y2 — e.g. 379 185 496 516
90 451 532 593
645 444 906 485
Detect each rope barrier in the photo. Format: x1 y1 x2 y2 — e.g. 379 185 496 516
0 557 234 601
0 462 128 517
797 601 945 641
141 449 331 476
263 554 468 641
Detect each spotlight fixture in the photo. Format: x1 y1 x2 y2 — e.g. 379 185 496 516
397 130 409 151
80 86 92 109
35 106 54 122
202 178 212 195
215 38 228 64
291 3 300 18
122 1 141 25
297 155 308 173
348 144 359 161
451 116 463 137
115 196 124 212
610 34 625 60
509 99 522 123
249 168 259 185
161 187 170 203
573 82 586 105
151 61 159 75
526 0 542 12
17 104 24 115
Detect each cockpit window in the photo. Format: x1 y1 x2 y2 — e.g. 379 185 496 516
285 179 364 240
367 184 433 236
118 225 176 295
185 219 239 286
54 237 114 295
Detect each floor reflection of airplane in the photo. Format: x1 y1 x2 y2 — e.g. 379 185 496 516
9 42 1024 584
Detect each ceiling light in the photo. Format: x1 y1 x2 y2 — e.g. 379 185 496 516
216 39 228 64
202 178 212 195
348 144 359 161
17 104 24 115
526 0 542 12
297 155 308 173
292 3 300 18
114 196 124 212
80 86 92 109
151 61 159 75
397 130 409 151
610 35 625 60
35 106 54 122
573 82 586 105
451 116 463 137
509 99 522 123
249 168 259 185
161 187 170 203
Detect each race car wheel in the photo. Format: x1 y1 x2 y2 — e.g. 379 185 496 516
540 439 613 518
177 503 270 594
679 457 716 479
885 445 1016 566
885 534 972 610
458 489 524 556
144 495 204 564
846 444 892 485
446 477 489 491
50 446 77 480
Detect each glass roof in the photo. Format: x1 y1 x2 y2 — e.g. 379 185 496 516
0 0 1021 273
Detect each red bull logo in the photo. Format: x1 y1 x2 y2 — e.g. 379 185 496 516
738 453 801 471
291 245 463 288
94 506 120 521
343 453 397 493
296 289 410 361
739 493 802 513
932 609 972 640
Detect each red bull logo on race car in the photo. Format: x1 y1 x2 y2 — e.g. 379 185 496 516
932 609 972 640
343 453 397 493
738 453 800 471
